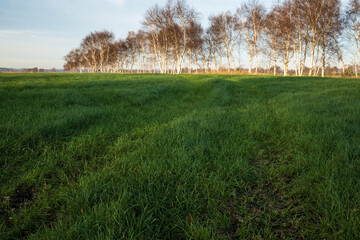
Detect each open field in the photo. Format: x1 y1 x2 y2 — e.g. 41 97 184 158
0 73 359 239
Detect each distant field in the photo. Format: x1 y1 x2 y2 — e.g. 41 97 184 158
0 73 359 239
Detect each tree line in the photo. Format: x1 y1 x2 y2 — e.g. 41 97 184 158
64 0 360 77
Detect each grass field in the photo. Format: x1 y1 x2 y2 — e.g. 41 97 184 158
0 73 359 239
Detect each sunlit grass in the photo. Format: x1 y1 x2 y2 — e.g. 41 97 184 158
0 73 359 239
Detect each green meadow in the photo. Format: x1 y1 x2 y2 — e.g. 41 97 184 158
0 73 359 239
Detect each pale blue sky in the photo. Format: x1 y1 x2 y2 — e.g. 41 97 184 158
0 0 346 69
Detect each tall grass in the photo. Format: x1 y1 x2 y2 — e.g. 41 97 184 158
0 73 359 239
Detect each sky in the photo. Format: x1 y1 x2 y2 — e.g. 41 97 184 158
0 0 348 69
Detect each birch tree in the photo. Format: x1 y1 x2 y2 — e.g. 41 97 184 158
292 0 308 76
318 0 342 77
207 18 223 71
346 0 360 77
186 20 203 73
80 33 99 72
209 12 238 71
114 39 128 73
142 5 167 73
296 0 328 76
237 0 266 74
64 49 82 72
275 1 296 76
173 0 199 74
97 31 115 72
263 9 280 75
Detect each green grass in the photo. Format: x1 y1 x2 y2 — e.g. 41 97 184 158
0 73 359 239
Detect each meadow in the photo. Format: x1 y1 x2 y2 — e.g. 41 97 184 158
0 73 359 239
